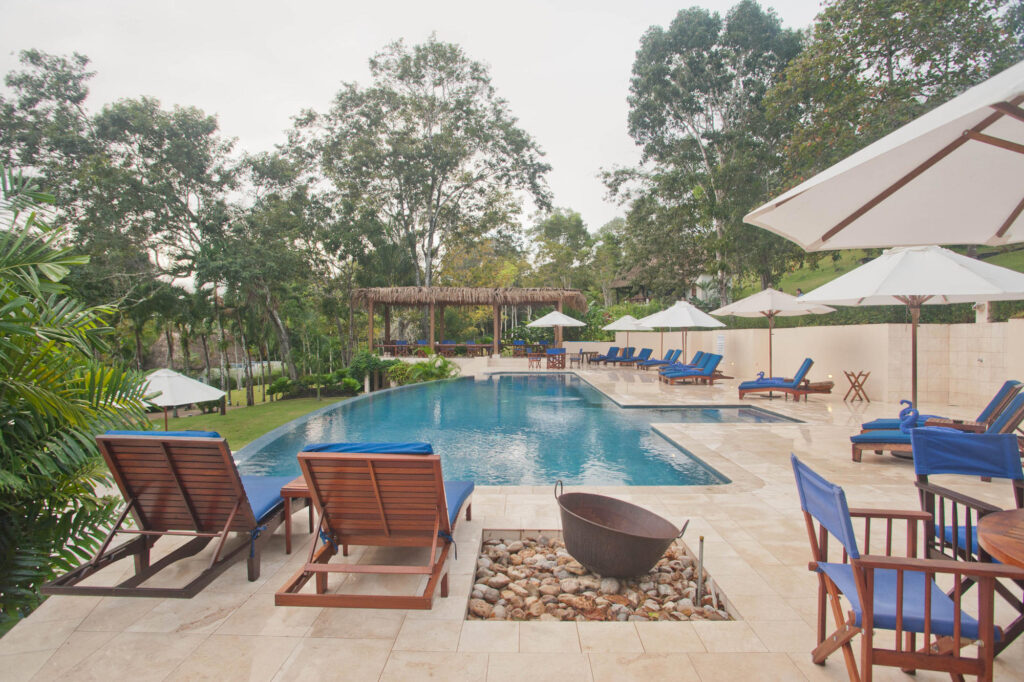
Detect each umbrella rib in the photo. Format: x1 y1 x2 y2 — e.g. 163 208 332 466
991 101 1024 123
819 95 1024 245
965 130 1024 156
997 193 1024 238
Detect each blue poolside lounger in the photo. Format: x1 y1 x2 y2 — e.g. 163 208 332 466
737 358 818 401
603 347 634 365
851 392 1024 462
610 348 652 366
861 380 1022 432
593 346 620 363
659 350 705 374
639 349 679 369
660 353 723 385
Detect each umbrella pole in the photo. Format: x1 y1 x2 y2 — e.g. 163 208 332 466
163 406 169 431
910 304 921 409
768 314 774 378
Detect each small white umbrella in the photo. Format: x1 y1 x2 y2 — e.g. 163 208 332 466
637 300 724 359
712 288 834 377
527 310 586 347
601 315 653 349
745 59 1024 251
801 245 1024 406
144 368 226 430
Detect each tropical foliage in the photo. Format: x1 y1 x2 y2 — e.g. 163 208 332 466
0 168 148 629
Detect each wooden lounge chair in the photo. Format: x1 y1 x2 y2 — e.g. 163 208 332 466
276 442 474 609
602 346 634 365
792 454 1022 682
657 351 706 378
851 392 1024 462
737 358 818 401
591 346 620 364
861 380 1022 432
42 431 296 598
912 427 1024 655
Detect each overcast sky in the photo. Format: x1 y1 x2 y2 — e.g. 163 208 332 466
0 0 822 231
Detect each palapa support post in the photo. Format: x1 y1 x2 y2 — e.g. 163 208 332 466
492 305 500 356
438 306 445 346
383 306 391 347
368 301 374 354
428 303 435 354
556 300 563 347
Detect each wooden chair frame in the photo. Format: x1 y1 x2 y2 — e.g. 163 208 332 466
276 450 472 610
917 475 1024 654
803 505 1022 681
42 434 293 599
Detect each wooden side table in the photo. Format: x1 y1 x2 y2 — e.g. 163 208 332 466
280 476 314 554
843 370 871 402
979 508 1024 568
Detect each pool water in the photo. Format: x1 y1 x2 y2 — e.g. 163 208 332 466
236 374 792 486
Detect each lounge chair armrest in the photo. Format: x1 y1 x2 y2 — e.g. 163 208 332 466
848 508 932 522
855 554 1024 581
913 481 1002 515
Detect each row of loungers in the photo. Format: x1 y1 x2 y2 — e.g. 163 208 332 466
851 379 1024 461
43 433 473 610
658 351 727 385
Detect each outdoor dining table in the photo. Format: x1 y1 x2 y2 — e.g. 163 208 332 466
978 508 1024 568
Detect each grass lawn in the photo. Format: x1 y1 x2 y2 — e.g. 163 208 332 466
148 396 345 448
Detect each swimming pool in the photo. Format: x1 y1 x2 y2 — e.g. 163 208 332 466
236 374 793 486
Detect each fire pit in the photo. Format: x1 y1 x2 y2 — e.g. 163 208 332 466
554 481 688 577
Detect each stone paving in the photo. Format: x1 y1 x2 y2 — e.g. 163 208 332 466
3 363 1024 680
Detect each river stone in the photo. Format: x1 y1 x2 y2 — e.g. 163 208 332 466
469 599 493 618
487 574 511 589
527 601 546 617
600 578 620 594
657 584 676 598
508 582 529 597
507 540 524 552
483 587 500 603
559 578 580 594
578 576 601 591
491 604 507 620
539 584 561 596
642 598 661 612
564 561 587 575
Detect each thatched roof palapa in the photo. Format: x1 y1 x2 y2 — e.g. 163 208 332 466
352 287 587 312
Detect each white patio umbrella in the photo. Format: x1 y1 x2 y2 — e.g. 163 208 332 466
712 289 834 377
601 315 652 350
637 300 724 359
526 310 586 347
144 368 226 430
745 59 1024 251
800 245 1024 406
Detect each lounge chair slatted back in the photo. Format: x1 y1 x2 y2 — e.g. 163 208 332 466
276 442 473 610
43 431 293 599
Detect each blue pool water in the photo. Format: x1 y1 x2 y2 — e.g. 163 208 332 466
236 374 792 486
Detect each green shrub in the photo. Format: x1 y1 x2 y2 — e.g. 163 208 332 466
268 377 293 396
340 377 361 394
407 355 460 383
347 350 401 383
387 362 414 386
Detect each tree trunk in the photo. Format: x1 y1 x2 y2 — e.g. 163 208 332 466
199 333 212 386
265 292 298 380
180 328 191 374
216 300 230 410
259 342 268 402
236 313 254 407
134 325 144 371
164 327 175 369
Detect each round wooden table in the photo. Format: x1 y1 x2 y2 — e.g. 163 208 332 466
978 508 1024 568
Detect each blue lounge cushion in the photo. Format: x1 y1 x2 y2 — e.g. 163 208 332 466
240 475 293 522
444 480 474 526
850 429 912 445
303 441 434 455
817 562 991 640
105 430 223 439
861 416 938 431
739 379 787 389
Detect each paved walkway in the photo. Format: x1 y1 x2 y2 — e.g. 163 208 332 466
3 365 1023 680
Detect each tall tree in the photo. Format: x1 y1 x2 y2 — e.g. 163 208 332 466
529 208 593 289
624 1 801 302
293 36 552 287
766 0 1024 184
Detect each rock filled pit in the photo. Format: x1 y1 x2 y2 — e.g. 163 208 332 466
468 533 732 622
